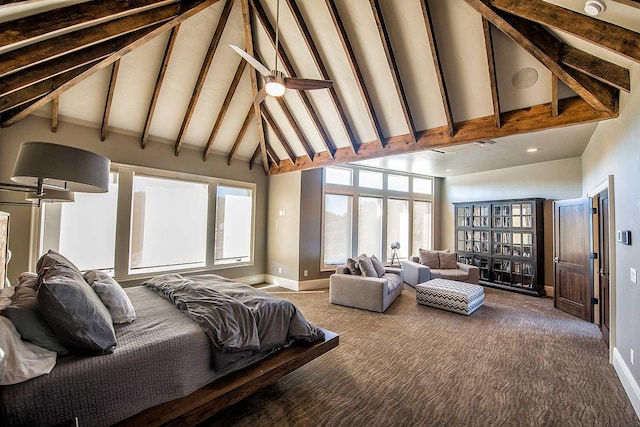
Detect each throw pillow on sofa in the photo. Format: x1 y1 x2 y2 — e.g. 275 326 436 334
346 258 361 276
439 252 459 269
418 249 440 269
356 255 378 278
370 255 386 277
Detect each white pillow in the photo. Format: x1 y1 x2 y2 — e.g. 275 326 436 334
83 271 136 324
0 317 57 385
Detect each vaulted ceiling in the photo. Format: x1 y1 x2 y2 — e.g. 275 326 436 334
0 0 638 176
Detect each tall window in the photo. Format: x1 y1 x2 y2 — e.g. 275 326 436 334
413 200 433 251
358 197 382 257
215 186 253 265
323 194 353 265
51 173 119 272
387 199 409 260
130 175 208 273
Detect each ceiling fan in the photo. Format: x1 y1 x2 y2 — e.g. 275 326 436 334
229 0 332 104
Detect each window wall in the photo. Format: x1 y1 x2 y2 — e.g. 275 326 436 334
40 163 256 278
322 165 434 269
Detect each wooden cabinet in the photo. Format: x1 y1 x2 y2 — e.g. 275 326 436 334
454 198 545 296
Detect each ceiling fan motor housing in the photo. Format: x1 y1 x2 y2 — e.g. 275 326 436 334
265 70 286 97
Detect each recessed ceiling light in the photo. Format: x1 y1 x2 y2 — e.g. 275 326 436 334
527 148 540 153
445 169 453 172
512 67 539 89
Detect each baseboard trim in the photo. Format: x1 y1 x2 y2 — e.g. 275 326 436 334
265 275 299 291
263 275 330 291
544 286 554 297
298 278 329 291
233 274 266 286
613 347 640 418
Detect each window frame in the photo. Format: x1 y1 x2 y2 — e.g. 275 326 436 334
32 162 256 281
321 165 435 271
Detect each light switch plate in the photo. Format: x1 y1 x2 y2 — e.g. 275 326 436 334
631 267 637 284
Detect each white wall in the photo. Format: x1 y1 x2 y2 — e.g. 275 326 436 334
582 62 640 410
442 157 583 289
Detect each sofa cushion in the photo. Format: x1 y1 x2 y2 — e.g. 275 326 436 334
418 249 440 269
345 258 361 275
381 273 403 293
356 256 378 278
370 255 385 277
430 268 469 282
439 252 459 269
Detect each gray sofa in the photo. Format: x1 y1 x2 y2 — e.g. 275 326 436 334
401 256 480 287
329 265 403 313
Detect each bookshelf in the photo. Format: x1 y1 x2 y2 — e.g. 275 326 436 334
454 198 545 296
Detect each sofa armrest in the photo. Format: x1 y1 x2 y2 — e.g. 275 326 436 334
457 262 480 285
384 266 403 280
329 274 387 312
400 260 431 288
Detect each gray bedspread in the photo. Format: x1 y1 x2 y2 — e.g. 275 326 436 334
0 279 321 427
144 274 324 360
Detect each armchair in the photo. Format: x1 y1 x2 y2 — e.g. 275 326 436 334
329 264 403 313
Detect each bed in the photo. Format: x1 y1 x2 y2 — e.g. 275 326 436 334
0 257 338 427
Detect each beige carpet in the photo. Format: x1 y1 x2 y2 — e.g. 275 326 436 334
201 286 639 426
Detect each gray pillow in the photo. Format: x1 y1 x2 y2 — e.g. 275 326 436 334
17 272 38 289
356 255 378 278
345 258 361 276
419 249 440 269
439 252 459 269
1 286 68 355
84 271 136 324
370 255 385 278
36 251 116 355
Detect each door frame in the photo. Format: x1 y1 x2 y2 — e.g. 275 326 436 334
588 175 616 362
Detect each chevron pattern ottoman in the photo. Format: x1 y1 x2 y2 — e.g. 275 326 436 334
416 279 484 315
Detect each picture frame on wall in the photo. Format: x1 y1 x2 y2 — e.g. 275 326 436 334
0 212 9 289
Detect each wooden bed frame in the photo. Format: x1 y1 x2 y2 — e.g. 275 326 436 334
115 328 339 426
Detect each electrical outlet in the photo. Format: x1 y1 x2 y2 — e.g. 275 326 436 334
631 268 637 284
303 270 308 277
278 267 282 274
631 349 635 365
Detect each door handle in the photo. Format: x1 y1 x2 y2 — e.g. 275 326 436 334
554 256 559 263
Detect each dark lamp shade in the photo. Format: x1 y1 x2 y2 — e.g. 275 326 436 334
25 189 75 203
11 142 110 193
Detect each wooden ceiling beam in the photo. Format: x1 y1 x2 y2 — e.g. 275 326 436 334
175 0 235 155
241 0 269 174
51 96 59 133
610 0 640 8
269 96 617 174
250 0 335 158
203 60 247 160
325 0 385 146
0 0 177 49
482 19 501 128
261 106 297 162
100 60 120 141
559 44 630 93
0 27 155 99
551 76 559 117
227 106 254 165
0 4 179 78
420 0 455 137
142 25 181 149
1 0 224 128
464 0 617 112
0 62 97 113
265 141 280 165
370 0 416 142
490 0 640 63
286 0 359 154
249 143 261 170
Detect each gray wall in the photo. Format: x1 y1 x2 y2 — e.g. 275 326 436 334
267 172 301 281
441 157 583 289
299 168 330 282
581 62 640 385
0 115 268 284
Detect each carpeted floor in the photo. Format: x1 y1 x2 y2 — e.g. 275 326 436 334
201 286 639 427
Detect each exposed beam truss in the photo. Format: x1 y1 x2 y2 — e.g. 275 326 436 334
51 96 59 133
101 59 120 141
227 106 254 165
481 19 501 128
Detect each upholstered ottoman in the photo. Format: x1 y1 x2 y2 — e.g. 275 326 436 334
416 279 484 315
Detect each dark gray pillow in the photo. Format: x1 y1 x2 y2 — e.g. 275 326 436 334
37 251 116 355
1 286 68 355
346 258 361 275
356 255 378 278
370 255 385 278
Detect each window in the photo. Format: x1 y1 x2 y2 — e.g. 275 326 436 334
48 173 119 272
323 194 353 266
215 186 253 265
413 177 433 195
325 166 353 186
388 174 409 192
130 175 208 273
358 197 383 257
413 200 432 251
387 199 409 260
359 170 383 189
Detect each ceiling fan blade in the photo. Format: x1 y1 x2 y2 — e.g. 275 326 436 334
229 44 272 77
254 87 268 105
284 77 333 91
